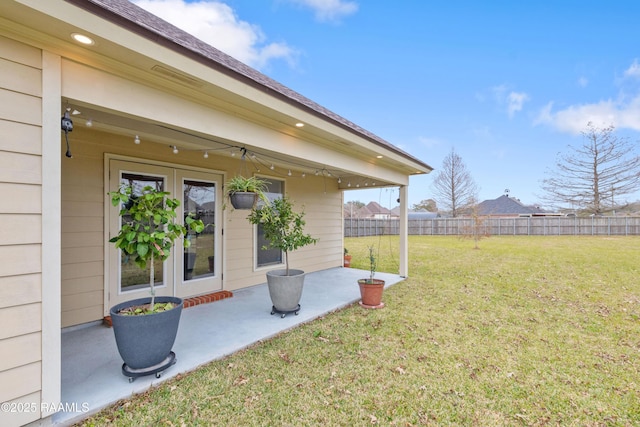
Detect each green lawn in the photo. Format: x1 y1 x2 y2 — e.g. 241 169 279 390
80 236 640 426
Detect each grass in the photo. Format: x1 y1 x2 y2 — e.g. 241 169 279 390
80 236 640 426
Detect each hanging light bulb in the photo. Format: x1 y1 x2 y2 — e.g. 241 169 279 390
270 164 275 170
86 119 93 127
134 135 140 144
347 182 351 187
287 169 292 176
302 172 306 178
231 151 236 157
338 177 342 184
172 145 179 154
203 151 209 159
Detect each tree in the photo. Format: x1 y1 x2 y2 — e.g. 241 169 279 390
459 197 489 249
344 200 365 217
541 123 640 215
431 148 479 217
412 199 437 212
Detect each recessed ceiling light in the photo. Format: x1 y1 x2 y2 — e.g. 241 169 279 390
295 122 304 127
71 33 95 45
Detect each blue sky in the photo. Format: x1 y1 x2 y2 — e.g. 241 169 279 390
133 0 640 209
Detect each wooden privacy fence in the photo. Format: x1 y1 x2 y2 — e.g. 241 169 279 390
344 216 640 237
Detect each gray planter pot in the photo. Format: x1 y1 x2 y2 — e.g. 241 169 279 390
110 296 183 370
266 269 305 312
229 192 257 209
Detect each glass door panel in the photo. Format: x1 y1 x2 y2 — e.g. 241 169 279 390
119 172 166 292
183 179 216 281
108 161 175 308
176 170 222 297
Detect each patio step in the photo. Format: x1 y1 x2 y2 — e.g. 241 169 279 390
102 290 234 327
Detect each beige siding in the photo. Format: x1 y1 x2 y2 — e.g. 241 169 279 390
61 122 347 318
0 363 42 425
0 34 43 424
223 173 343 291
0 332 41 372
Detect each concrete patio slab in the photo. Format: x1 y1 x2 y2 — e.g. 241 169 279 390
52 267 404 426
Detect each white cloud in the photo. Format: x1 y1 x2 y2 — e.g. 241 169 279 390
132 0 297 69
491 85 529 118
577 76 589 88
534 97 640 134
507 91 530 118
284 0 358 22
536 59 640 134
624 59 640 79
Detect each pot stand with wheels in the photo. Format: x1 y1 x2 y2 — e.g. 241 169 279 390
266 269 305 318
121 351 177 382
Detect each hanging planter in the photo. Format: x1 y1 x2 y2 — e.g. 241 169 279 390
225 175 269 210
229 191 258 209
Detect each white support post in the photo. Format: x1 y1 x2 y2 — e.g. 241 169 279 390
399 185 408 277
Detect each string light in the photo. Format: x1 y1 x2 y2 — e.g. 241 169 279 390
134 135 140 145
86 119 93 127
172 145 179 154
287 169 292 176
270 164 275 170
203 151 209 159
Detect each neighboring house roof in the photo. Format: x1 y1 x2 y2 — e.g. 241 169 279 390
477 195 545 216
69 0 433 173
408 211 440 219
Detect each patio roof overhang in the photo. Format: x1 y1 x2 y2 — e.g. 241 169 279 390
1 0 432 188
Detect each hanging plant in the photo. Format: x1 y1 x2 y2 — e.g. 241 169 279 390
225 175 270 209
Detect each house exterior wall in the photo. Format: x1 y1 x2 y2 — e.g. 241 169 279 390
61 125 343 326
0 34 45 427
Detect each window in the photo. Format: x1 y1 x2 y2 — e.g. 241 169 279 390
256 178 284 267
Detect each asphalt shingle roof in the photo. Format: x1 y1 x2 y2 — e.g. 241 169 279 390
477 195 544 216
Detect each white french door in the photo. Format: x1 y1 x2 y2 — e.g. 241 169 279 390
107 159 222 308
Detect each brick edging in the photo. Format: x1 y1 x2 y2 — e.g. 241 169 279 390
103 290 234 327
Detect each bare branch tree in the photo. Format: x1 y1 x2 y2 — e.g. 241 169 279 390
459 197 489 249
431 148 479 217
541 123 640 215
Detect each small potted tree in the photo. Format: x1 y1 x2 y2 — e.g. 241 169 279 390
357 245 385 309
225 175 269 209
343 248 352 267
247 196 318 317
108 185 204 381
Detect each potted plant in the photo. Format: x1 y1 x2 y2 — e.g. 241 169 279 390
343 248 352 267
225 175 269 209
247 196 318 317
108 185 204 381
357 245 385 309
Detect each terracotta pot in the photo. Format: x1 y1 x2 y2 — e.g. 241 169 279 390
343 254 352 267
357 278 385 308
